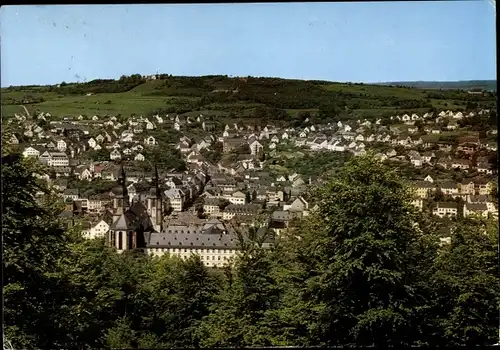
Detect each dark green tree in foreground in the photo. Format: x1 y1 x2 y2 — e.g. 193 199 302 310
2 132 80 348
427 217 499 346
282 153 426 346
274 153 500 347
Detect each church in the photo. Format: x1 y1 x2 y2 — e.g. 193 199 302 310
107 164 274 267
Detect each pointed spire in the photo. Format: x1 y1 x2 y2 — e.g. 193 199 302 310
113 162 129 210
150 163 161 198
121 162 126 178
117 162 126 186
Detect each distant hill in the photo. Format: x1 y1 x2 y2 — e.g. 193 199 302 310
1 75 497 122
375 80 497 92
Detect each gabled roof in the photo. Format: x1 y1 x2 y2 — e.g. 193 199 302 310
436 202 458 209
413 181 434 189
440 181 458 189
465 203 488 211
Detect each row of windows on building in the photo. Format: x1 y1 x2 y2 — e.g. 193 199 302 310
151 247 235 254
150 250 232 261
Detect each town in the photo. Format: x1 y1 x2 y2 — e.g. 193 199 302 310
6 105 498 266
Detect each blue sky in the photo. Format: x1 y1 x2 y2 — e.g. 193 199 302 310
0 2 496 87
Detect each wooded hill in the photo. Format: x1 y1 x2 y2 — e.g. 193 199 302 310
2 75 497 124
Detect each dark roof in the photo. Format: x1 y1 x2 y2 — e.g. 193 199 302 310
146 225 274 249
271 210 290 221
225 204 262 214
440 181 458 189
148 229 238 249
204 198 222 206
269 221 286 229
64 189 79 195
468 195 490 203
413 181 434 189
466 203 488 211
436 202 458 209
109 201 152 231
477 162 493 169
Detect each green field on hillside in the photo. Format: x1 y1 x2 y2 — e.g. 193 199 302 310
1 75 496 121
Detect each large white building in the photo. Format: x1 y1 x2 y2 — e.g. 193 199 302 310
48 152 69 167
433 202 458 218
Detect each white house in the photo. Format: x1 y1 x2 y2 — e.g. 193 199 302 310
135 153 145 161
88 138 97 149
82 219 110 240
110 149 121 160
80 168 93 181
54 139 66 152
433 202 458 218
355 134 365 142
249 139 263 155
410 154 423 168
23 146 41 158
229 191 247 205
424 175 434 183
48 152 69 167
144 136 157 146
165 188 184 212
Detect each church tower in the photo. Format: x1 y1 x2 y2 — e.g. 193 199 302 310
108 163 131 251
148 164 163 232
113 163 129 215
